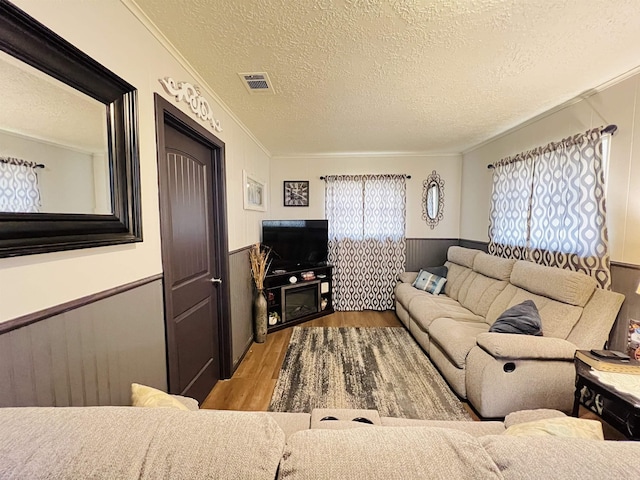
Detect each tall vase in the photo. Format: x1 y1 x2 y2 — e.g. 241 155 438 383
253 289 268 343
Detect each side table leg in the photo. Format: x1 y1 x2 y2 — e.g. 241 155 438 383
572 384 581 417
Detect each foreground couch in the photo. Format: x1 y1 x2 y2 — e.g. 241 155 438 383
395 246 624 418
1 406 639 479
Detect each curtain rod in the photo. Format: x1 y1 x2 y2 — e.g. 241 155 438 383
486 124 618 169
0 157 45 168
320 174 411 180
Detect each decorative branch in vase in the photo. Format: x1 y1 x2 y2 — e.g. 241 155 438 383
249 243 271 343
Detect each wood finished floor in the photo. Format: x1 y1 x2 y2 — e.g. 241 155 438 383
201 310 628 438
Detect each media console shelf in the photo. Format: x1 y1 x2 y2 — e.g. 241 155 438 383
264 264 333 333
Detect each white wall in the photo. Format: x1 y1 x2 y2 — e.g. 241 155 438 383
0 130 100 214
270 155 462 239
460 73 640 265
0 0 269 322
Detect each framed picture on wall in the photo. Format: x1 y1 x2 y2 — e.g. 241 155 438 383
243 170 267 211
283 180 309 207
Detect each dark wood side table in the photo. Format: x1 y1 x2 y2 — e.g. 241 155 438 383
573 352 640 440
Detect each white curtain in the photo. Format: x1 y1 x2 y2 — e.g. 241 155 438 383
324 174 406 311
488 128 611 289
0 157 41 213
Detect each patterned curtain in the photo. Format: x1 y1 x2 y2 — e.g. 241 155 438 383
0 157 41 213
488 128 611 289
325 174 406 311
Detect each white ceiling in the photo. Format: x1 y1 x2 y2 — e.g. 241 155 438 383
132 0 640 157
0 51 107 153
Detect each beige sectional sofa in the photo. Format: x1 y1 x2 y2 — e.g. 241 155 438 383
395 246 625 418
2 406 639 479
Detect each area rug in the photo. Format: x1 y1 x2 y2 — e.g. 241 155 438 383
268 327 471 420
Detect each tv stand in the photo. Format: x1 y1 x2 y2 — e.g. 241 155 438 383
264 264 333 333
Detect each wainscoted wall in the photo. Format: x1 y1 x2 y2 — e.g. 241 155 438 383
405 238 459 271
458 239 489 252
0 278 166 407
229 246 254 369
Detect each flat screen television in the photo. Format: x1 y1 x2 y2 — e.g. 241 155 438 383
262 219 328 271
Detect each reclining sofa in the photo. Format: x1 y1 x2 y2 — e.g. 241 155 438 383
394 246 625 418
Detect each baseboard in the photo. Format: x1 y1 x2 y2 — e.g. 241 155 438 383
233 335 254 375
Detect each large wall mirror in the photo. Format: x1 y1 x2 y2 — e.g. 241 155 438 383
0 0 142 257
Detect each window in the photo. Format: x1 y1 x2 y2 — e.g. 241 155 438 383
324 174 407 310
488 127 611 289
0 157 41 213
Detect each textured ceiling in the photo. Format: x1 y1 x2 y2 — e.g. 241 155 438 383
132 0 640 157
0 51 107 153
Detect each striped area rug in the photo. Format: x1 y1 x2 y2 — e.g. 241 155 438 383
268 326 471 420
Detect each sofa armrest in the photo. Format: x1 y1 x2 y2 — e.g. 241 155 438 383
475 332 577 360
398 271 418 284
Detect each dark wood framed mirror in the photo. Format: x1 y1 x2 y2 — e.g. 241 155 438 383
0 0 141 257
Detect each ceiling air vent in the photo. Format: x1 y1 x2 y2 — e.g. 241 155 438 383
238 72 275 94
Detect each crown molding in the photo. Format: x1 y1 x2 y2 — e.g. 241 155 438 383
121 0 271 158
462 64 640 156
272 151 462 160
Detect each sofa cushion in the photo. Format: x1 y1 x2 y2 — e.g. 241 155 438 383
473 252 516 281
394 282 425 310
510 260 596 307
266 412 311 440
456 271 509 318
502 417 604 440
447 246 480 268
410 295 484 333
489 300 543 336
398 271 418 284
429 318 490 368
380 417 505 436
481 435 640 479
0 407 286 480
443 262 474 301
278 427 503 480
486 285 583 339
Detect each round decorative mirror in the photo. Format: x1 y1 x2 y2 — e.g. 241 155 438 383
422 170 444 229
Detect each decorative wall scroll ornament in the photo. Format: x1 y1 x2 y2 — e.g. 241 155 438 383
159 77 222 132
422 170 444 229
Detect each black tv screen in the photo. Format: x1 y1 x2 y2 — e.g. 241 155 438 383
262 220 328 270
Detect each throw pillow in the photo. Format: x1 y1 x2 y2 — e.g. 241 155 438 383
411 266 448 288
131 383 190 410
413 270 447 295
502 417 604 440
489 300 543 336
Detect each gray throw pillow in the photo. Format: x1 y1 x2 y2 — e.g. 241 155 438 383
489 300 543 336
424 265 448 278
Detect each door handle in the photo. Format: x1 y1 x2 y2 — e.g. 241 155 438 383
209 277 223 284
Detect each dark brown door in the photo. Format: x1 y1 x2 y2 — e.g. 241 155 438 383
155 95 232 403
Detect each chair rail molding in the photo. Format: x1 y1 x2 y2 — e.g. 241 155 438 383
159 77 222 132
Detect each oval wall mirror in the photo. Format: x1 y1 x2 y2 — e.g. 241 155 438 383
422 170 444 229
0 1 142 257
426 181 439 220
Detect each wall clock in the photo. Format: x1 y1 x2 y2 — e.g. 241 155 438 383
283 180 309 206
